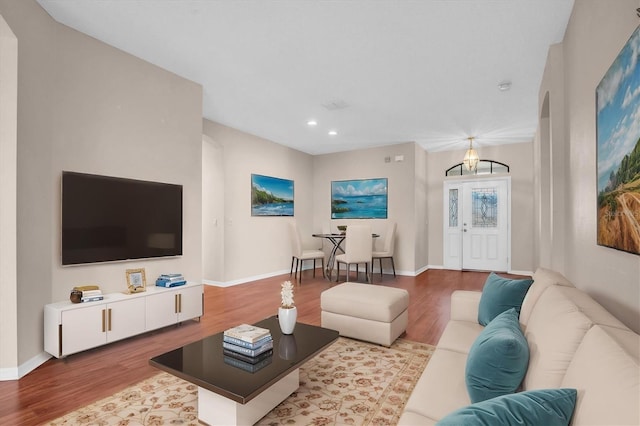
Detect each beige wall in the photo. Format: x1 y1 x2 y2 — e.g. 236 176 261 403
0 0 203 374
313 143 423 274
537 0 640 332
202 134 225 283
199 131 428 281
0 13 17 376
202 120 315 283
427 142 535 272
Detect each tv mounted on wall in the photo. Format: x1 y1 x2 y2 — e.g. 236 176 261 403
61 171 183 265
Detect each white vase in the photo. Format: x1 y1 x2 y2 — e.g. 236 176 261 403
278 306 297 334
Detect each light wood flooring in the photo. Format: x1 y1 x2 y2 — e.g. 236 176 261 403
0 268 526 425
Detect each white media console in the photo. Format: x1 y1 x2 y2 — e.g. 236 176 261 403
44 282 203 358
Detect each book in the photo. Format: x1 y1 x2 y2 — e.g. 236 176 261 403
223 353 272 373
155 279 186 288
81 289 102 297
224 324 271 343
158 275 184 282
223 334 272 350
73 285 100 292
160 273 183 279
81 295 104 302
223 347 273 364
222 340 273 357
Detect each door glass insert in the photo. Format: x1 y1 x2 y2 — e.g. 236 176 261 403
472 188 498 228
449 188 458 227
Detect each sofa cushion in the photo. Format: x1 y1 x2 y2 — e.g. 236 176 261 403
436 320 484 354
478 272 533 326
560 325 639 425
523 285 629 390
466 308 529 403
401 348 472 422
520 267 573 327
436 388 577 426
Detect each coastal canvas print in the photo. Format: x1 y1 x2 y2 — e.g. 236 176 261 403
331 178 388 219
596 26 640 255
251 174 294 216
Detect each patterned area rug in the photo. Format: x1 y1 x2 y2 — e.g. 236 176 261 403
46 338 434 426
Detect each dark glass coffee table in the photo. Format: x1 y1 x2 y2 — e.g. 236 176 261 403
149 316 339 425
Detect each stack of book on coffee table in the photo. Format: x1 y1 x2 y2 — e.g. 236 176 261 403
222 324 273 372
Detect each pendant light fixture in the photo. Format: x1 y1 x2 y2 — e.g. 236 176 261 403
463 137 479 172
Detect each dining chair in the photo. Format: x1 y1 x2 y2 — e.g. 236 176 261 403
288 222 325 283
335 224 373 283
372 222 397 279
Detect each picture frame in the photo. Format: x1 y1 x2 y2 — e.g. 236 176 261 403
251 174 294 216
126 268 147 293
596 26 640 256
331 178 388 219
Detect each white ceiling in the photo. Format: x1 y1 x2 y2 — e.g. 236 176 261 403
36 0 574 155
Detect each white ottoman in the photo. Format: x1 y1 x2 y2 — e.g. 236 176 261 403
321 282 409 346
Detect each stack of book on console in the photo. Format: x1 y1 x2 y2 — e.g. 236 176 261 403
155 273 187 288
73 285 103 303
222 324 273 373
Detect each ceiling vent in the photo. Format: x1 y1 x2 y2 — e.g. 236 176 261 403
322 99 349 111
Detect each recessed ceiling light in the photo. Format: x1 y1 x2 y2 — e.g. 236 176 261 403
498 81 512 91
328 130 338 136
307 120 317 126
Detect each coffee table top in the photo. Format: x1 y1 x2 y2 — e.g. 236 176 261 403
149 316 339 404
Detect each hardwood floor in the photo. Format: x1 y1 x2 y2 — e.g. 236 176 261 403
0 268 512 425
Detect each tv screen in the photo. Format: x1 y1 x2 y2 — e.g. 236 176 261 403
61 171 183 265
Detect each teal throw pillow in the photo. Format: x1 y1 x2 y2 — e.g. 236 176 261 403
466 308 529 403
478 272 533 326
437 388 577 426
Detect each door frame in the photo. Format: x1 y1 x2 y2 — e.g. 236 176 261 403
443 176 511 272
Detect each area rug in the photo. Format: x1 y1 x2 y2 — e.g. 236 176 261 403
46 337 435 426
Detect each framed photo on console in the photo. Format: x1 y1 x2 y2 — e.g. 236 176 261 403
126 268 147 293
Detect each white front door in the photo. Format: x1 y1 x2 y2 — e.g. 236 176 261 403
443 177 511 272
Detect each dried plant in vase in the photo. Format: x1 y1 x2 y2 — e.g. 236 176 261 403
278 280 297 334
280 280 295 309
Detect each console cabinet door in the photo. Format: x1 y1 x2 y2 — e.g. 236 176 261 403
145 291 179 331
60 304 107 356
177 285 203 322
106 297 146 343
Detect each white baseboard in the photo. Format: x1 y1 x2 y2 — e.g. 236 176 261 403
0 351 50 381
203 269 291 287
205 266 430 286
509 269 534 277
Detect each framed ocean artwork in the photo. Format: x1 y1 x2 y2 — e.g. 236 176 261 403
331 178 388 219
596 25 640 255
251 174 294 216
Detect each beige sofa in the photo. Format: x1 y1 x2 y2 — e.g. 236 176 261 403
399 267 640 425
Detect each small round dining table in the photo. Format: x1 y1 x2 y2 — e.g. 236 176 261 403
312 233 379 281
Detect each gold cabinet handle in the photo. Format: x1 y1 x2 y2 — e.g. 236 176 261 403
102 309 106 333
108 308 112 331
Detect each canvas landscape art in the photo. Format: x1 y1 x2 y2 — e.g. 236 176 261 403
596 26 640 255
251 174 294 216
331 178 388 219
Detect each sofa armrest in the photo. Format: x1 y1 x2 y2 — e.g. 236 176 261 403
450 290 482 323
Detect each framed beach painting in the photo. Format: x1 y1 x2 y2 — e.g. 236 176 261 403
596 25 640 255
331 178 388 219
251 174 294 216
